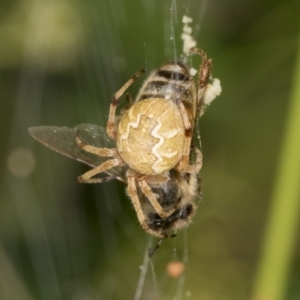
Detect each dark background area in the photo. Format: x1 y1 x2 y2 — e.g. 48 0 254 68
0 0 299 299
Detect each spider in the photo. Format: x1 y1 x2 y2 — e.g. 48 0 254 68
74 48 217 237
29 47 221 239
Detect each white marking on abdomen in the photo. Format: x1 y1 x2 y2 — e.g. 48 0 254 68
119 113 142 150
151 121 178 173
150 105 180 173
151 120 164 173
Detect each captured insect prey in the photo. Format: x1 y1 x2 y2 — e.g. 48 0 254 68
29 47 221 244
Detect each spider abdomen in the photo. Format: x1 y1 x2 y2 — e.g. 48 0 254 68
117 98 185 175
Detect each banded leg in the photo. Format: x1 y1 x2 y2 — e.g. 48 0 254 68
177 144 203 174
75 131 117 157
189 47 212 116
75 131 124 183
189 47 211 88
76 139 116 160
176 101 195 173
178 144 203 174
106 69 147 139
78 159 120 183
127 176 164 238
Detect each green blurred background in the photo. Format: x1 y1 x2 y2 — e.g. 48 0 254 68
0 0 299 299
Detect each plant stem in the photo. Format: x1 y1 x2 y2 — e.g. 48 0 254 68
252 33 300 300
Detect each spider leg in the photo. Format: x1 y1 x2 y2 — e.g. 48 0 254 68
75 132 116 157
189 47 211 88
127 175 164 239
78 158 120 183
175 100 195 173
106 69 146 139
176 49 212 173
138 179 175 218
75 131 124 183
189 47 212 116
176 145 203 174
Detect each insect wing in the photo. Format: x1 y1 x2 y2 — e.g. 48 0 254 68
28 123 126 182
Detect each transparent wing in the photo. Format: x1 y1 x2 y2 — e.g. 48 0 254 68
28 123 126 182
